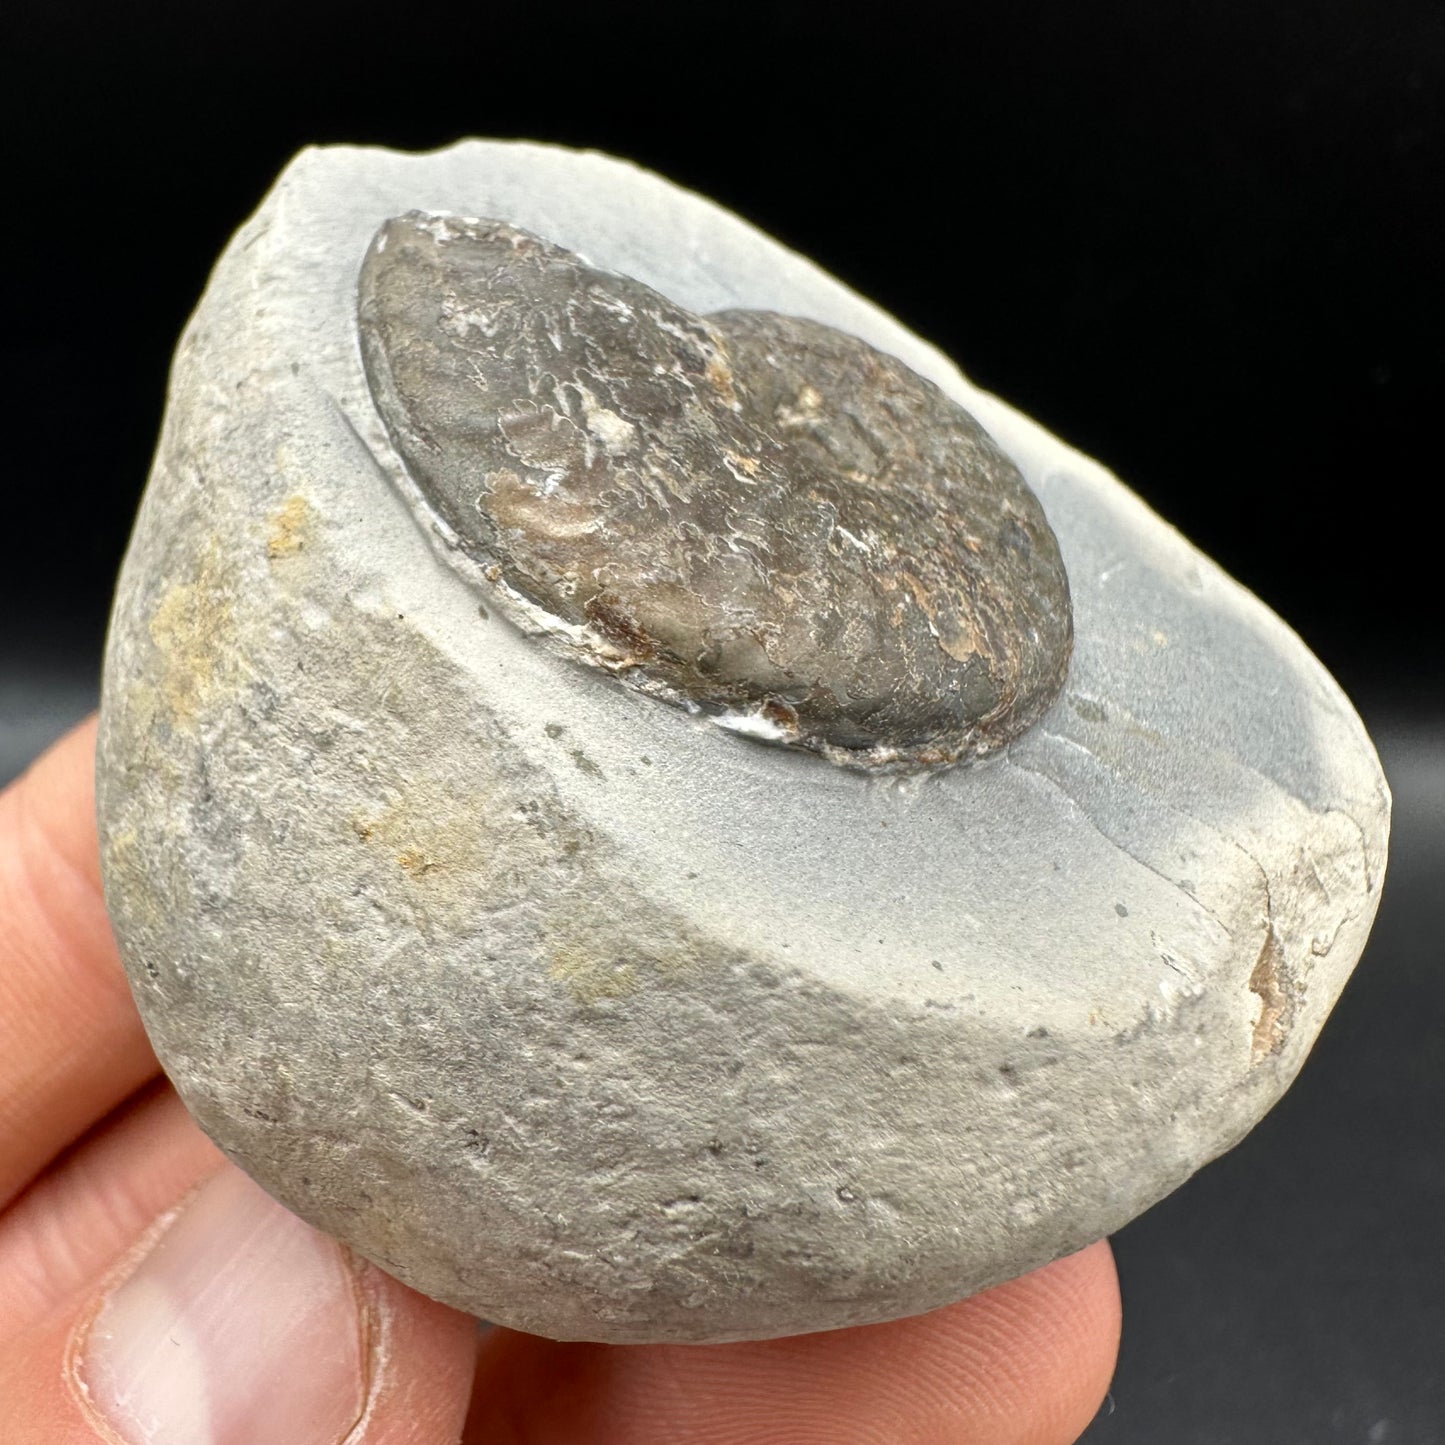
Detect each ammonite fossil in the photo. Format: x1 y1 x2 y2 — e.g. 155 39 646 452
359 213 1072 768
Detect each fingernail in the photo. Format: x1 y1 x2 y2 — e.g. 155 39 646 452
77 1168 371 1445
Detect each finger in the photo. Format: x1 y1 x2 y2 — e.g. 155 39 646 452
0 1083 224 1341
466 1242 1120 1445
0 717 159 1208
0 1085 478 1445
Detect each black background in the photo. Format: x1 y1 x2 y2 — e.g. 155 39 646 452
4 3 1442 1439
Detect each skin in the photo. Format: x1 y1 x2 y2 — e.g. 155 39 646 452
0 719 1120 1444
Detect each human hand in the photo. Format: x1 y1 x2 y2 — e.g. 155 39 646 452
0 718 1120 1443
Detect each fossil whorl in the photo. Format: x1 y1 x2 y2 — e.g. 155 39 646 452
358 213 1072 767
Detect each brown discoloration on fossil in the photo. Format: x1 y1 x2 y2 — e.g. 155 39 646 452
358 213 1073 768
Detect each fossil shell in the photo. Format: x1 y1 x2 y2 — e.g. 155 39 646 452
359 214 1072 767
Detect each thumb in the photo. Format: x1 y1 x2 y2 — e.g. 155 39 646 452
0 1155 477 1444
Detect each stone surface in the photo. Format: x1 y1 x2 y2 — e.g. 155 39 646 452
97 140 1390 1344
359 214 1072 768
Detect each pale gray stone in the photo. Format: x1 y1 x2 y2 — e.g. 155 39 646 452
97 141 1390 1344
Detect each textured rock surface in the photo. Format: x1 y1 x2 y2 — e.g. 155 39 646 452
359 214 1072 767
97 141 1390 1344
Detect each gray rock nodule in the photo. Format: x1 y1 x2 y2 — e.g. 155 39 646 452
359 213 1072 768
97 141 1390 1344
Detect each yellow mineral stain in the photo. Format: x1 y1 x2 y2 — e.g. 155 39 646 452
548 945 640 1005
102 826 167 932
266 494 312 560
347 783 589 930
396 848 439 879
705 351 740 410
774 382 824 430
148 539 236 729
352 805 449 882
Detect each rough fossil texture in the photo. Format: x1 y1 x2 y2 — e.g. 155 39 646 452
359 213 1072 767
97 141 1390 1344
